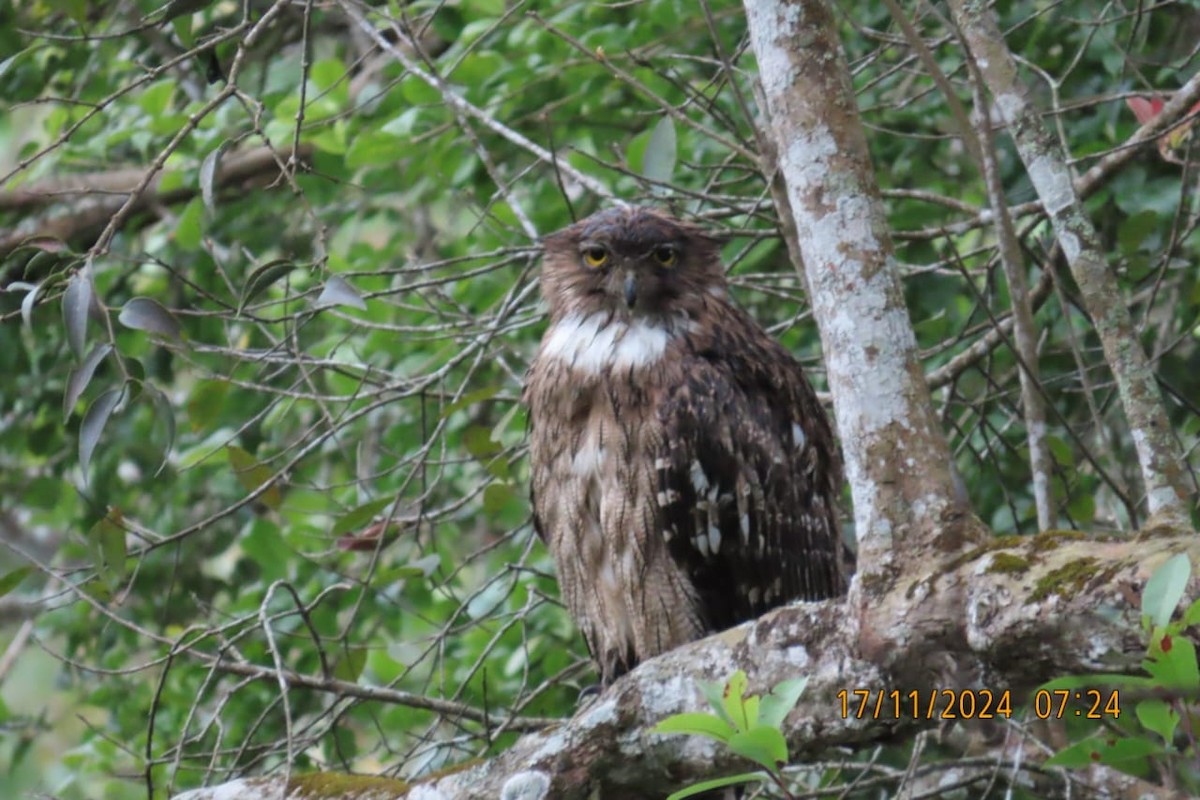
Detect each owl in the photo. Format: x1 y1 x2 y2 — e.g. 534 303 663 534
523 207 851 686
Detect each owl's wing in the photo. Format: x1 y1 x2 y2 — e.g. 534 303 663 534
655 332 849 632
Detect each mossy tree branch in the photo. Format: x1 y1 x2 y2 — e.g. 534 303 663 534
173 527 1198 800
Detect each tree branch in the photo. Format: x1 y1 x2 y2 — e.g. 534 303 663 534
0 144 311 261
172 527 1199 799
743 0 971 578
946 0 1196 527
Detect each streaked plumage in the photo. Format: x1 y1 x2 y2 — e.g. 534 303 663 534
523 207 851 685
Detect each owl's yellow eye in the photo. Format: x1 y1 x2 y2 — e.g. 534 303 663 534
653 245 678 267
582 246 609 268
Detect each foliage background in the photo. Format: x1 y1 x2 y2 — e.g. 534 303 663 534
0 0 1197 797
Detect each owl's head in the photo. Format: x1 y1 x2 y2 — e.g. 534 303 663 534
539 207 726 320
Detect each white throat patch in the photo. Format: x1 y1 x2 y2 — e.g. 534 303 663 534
541 313 675 374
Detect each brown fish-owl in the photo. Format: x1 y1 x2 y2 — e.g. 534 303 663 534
523 207 851 685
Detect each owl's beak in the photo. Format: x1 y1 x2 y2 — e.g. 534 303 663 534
623 274 637 309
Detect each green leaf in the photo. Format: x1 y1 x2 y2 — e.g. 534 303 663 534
171 13 194 47
1146 633 1199 688
332 498 395 536
698 679 735 726
1093 736 1165 768
382 565 428 580
143 383 176 477
462 426 509 478
465 578 509 620
64 343 113 421
1182 597 1200 629
758 677 807 729
727 725 789 769
138 79 176 116
0 566 33 598
1067 493 1096 525
652 712 734 743
1118 210 1159 255
642 116 676 185
741 694 760 730
87 511 128 588
175 197 203 249
1135 699 1179 745
400 75 440 105
25 477 64 510
1142 553 1191 627
49 0 89 24
80 387 123 474
465 0 505 15
456 52 506 87
119 297 183 341
152 0 212 24
483 481 514 514
411 553 441 576
440 386 499 420
185 379 230 431
62 266 92 360
1045 435 1073 467
1045 735 1163 768
722 670 751 730
316 275 366 310
199 143 227 214
240 518 289 582
333 647 367 682
226 445 283 509
665 772 767 800
1037 674 1154 692
310 57 349 102
13 280 41 329
240 259 296 313
347 132 409 168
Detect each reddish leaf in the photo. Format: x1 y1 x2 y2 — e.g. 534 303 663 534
336 520 409 551
1126 95 1165 124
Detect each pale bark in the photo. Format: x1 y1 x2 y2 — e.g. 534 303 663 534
880 0 1055 529
743 0 974 580
965 59 1056 530
947 0 1194 528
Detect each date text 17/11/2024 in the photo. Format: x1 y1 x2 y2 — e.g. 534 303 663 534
836 689 1122 721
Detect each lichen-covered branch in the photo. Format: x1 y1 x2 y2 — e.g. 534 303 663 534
173 529 1200 800
946 0 1195 528
964 54 1056 530
743 0 971 577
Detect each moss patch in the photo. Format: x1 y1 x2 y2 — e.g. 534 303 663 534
1028 530 1086 553
939 535 1023 576
288 773 409 799
987 552 1031 575
1028 557 1102 603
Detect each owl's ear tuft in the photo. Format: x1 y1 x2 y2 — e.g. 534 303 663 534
539 220 581 251
539 230 570 252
